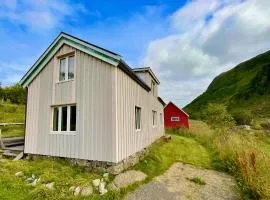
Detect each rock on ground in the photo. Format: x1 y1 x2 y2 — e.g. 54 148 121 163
74 186 81 196
45 182 54 190
15 171 23 177
113 170 147 188
81 186 93 196
92 179 101 187
125 163 240 200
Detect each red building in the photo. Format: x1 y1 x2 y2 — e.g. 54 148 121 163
164 102 189 129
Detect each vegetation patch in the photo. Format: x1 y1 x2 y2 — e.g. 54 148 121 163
133 135 211 180
186 176 206 185
175 113 270 199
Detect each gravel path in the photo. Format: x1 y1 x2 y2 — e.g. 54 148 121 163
125 163 240 200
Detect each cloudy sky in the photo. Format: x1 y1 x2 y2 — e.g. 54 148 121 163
0 0 270 107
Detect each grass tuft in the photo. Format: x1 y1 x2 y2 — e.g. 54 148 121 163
186 176 206 185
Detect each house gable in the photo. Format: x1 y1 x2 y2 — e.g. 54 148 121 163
164 102 189 117
20 32 121 88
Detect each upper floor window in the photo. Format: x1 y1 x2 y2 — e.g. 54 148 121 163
171 117 180 122
59 56 74 81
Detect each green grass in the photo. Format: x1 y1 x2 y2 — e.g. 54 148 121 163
1 125 24 138
180 120 270 199
186 177 206 185
0 157 121 200
0 103 25 123
0 102 25 137
0 132 212 199
134 135 211 180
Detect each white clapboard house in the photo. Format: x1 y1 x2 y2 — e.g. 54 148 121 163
20 32 164 163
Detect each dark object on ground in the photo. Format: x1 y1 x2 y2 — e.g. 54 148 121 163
164 135 172 142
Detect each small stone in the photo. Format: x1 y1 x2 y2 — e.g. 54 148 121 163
92 179 101 187
100 188 108 195
15 171 23 177
31 179 38 187
32 174 35 179
99 181 106 194
107 182 119 191
69 186 76 192
26 177 34 183
74 186 81 196
103 173 109 178
45 182 54 190
80 186 93 196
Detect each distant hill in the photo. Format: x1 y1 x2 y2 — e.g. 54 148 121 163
184 51 270 119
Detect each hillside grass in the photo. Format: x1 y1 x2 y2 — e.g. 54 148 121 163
185 50 270 119
0 102 25 137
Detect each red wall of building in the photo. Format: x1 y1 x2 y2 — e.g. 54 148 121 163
164 102 189 129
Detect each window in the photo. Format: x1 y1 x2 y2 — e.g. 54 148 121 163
61 106 67 131
68 56 74 79
59 58 66 81
135 106 141 130
70 105 76 131
53 107 59 131
171 117 180 122
160 113 163 124
59 55 74 81
52 105 76 132
151 80 155 95
152 110 157 126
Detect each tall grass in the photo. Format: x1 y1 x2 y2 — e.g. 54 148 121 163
170 120 270 199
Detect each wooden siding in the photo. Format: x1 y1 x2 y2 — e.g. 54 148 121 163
116 68 164 162
25 44 117 162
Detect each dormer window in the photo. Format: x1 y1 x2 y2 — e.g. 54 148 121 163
59 55 74 81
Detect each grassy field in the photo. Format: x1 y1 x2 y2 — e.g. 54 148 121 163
0 126 211 200
176 120 270 199
1 117 269 199
0 102 25 137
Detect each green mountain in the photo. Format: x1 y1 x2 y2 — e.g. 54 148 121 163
184 51 270 119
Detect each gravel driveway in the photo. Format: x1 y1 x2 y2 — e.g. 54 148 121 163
125 163 240 200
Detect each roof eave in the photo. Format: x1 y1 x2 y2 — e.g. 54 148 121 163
133 67 160 84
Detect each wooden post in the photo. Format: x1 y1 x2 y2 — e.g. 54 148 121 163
0 129 5 149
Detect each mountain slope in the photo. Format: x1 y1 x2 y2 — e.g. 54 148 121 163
184 51 270 119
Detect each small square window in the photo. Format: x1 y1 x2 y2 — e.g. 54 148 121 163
171 117 180 122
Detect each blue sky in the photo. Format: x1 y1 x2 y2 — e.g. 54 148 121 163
1 0 270 106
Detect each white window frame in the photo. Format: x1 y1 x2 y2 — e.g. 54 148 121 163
171 117 180 122
152 110 157 127
135 106 141 131
59 55 75 82
51 104 76 135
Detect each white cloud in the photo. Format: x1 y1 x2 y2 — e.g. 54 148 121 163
142 0 270 107
0 0 86 30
